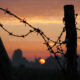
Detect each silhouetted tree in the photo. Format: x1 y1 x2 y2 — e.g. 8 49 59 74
12 49 29 67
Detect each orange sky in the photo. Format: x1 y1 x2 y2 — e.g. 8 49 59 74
0 0 80 61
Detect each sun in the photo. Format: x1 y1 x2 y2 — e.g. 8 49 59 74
39 59 45 64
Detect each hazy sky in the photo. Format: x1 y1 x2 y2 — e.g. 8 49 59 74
0 0 80 61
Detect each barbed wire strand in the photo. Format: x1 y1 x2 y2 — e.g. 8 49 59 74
0 23 65 54
0 8 65 54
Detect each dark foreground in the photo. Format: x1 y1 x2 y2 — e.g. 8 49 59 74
12 67 80 80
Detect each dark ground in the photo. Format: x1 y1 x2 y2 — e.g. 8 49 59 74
13 67 64 80
12 67 80 80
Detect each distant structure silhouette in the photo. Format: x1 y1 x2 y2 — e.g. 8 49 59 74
0 37 13 80
35 57 42 64
12 49 29 67
46 56 55 65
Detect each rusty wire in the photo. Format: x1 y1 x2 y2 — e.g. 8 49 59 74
0 8 66 56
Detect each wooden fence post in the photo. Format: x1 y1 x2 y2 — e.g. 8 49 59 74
64 5 78 80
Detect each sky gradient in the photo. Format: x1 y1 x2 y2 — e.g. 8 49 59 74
0 0 80 61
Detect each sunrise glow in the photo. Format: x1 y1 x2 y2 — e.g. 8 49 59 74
39 59 45 64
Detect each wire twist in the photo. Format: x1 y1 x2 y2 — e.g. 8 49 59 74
0 8 66 56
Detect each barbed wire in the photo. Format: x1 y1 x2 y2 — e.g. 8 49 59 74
0 8 66 56
0 23 65 55
0 24 35 37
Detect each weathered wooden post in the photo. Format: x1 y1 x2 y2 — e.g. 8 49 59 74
64 5 78 80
